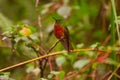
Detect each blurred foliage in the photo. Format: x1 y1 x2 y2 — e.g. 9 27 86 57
0 0 120 80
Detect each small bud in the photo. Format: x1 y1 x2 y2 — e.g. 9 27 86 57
19 27 32 36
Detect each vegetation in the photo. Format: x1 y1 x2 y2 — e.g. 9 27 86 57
0 0 120 80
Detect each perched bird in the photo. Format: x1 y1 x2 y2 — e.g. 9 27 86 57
53 17 73 52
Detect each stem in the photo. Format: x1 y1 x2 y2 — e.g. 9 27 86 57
107 65 120 80
110 0 117 79
36 0 43 43
0 48 93 72
110 0 115 45
35 0 46 77
111 0 120 44
2 48 120 72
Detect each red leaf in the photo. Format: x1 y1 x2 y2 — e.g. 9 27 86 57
96 52 109 63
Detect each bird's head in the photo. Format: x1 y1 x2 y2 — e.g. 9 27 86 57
52 13 64 24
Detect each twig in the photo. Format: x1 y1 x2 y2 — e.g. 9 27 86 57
0 51 64 72
46 39 61 72
0 48 120 72
111 0 120 44
11 33 15 54
107 65 120 80
63 59 95 80
0 34 12 38
102 35 111 46
27 36 46 55
0 49 93 72
27 36 61 76
101 71 112 80
36 0 43 41
35 0 39 8
48 57 52 72
114 73 120 79
36 0 45 76
47 39 61 53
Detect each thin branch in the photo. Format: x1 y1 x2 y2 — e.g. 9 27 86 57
102 35 111 46
107 65 120 80
111 0 120 44
35 0 39 8
38 15 43 41
0 50 63 72
35 0 45 77
46 39 61 72
47 38 62 54
63 59 95 80
114 73 120 79
43 38 63 72
0 48 120 72
27 36 46 55
101 71 112 80
0 34 12 38
0 48 93 72
27 36 61 76
36 0 43 42
48 57 52 72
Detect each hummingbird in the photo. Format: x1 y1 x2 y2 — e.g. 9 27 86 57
53 17 73 52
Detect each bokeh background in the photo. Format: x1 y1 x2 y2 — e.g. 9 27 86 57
0 0 120 80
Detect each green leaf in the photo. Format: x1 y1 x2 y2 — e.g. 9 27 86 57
90 42 100 48
93 30 104 38
56 56 66 67
51 71 60 75
0 72 10 75
67 55 75 64
58 71 65 80
73 59 90 69
0 72 14 80
76 43 84 48
106 58 119 66
48 71 60 79
0 13 12 31
40 78 47 80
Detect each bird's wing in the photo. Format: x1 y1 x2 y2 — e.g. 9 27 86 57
63 27 73 51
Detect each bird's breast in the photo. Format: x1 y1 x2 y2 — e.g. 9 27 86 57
54 24 64 39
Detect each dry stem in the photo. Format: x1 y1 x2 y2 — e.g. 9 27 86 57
0 48 120 72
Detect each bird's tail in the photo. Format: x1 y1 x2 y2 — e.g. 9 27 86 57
60 37 73 52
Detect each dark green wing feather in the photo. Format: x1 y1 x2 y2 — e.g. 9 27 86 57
60 26 73 52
